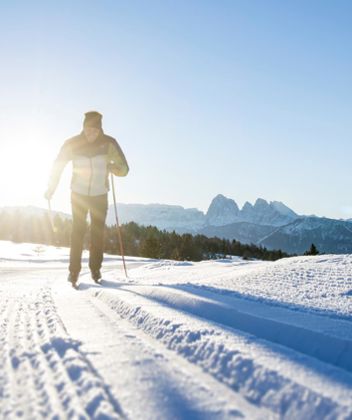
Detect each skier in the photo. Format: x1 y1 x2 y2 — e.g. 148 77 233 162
44 111 129 287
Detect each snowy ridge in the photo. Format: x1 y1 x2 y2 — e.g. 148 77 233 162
89 284 352 418
260 216 352 254
108 194 299 230
98 284 352 371
107 203 205 232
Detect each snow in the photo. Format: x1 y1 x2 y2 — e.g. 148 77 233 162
270 200 298 218
105 194 299 232
0 240 352 419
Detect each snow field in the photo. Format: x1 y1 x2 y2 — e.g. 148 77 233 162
54 282 266 419
1 241 352 419
127 254 352 318
87 283 352 419
0 281 122 419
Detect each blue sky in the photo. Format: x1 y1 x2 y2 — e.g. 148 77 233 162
0 1 351 218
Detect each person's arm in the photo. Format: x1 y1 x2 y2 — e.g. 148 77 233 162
44 140 72 200
107 139 129 177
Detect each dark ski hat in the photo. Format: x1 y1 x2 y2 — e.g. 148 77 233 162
83 111 102 129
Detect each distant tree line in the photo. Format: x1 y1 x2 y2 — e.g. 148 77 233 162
0 210 289 261
106 223 289 261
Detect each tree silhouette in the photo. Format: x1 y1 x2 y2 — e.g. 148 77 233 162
304 243 319 256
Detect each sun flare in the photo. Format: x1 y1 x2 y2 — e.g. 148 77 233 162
0 124 57 204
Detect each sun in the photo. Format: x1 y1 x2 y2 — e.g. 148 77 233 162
0 122 59 206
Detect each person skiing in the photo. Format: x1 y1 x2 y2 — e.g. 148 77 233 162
44 111 129 287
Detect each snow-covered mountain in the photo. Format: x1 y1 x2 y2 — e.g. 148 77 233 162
240 198 298 226
259 216 352 254
108 195 299 232
0 205 70 220
106 203 205 232
206 194 299 226
3 196 352 254
105 196 352 254
199 221 275 245
204 195 298 227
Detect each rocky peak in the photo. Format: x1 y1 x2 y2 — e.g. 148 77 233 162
270 201 298 218
239 198 298 226
254 198 270 209
204 195 297 228
205 194 240 226
242 201 253 211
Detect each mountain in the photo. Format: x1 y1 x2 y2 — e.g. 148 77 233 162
259 216 352 254
106 203 205 233
104 196 352 254
106 195 299 233
240 198 298 226
204 195 298 227
205 194 240 226
199 221 275 245
0 205 70 220
3 196 352 255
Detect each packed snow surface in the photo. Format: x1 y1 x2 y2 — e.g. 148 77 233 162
0 240 351 419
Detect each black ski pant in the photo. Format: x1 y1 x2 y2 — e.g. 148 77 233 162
69 192 108 274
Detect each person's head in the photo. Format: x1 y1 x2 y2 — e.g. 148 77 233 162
83 111 103 143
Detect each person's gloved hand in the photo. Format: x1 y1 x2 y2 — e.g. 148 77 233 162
44 187 54 201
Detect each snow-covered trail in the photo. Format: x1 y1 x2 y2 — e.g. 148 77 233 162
0 266 265 419
1 242 352 419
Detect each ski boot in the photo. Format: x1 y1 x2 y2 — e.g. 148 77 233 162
91 269 102 284
68 271 79 289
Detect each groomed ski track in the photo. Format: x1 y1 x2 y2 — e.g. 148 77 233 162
1 249 352 419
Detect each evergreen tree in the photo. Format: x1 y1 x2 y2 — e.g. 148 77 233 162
304 243 319 256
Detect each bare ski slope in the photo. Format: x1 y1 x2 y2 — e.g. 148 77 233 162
0 241 351 419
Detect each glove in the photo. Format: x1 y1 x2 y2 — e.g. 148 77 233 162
44 187 54 201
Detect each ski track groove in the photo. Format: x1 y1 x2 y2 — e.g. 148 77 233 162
117 284 352 372
0 284 123 419
79 291 265 419
1 298 17 418
86 282 352 419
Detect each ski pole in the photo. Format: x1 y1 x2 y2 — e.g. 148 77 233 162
110 173 128 278
47 199 57 235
